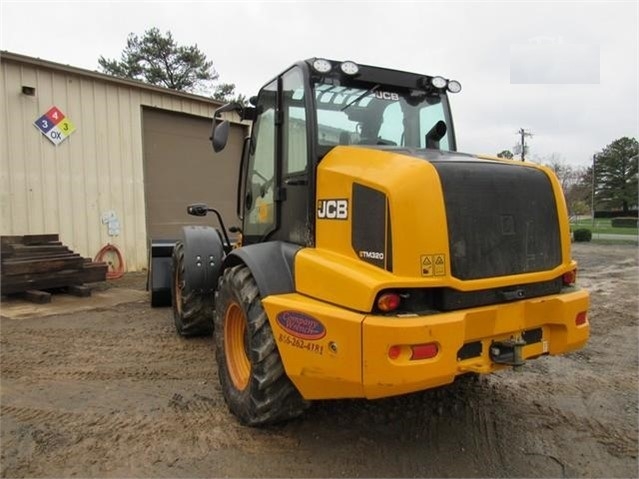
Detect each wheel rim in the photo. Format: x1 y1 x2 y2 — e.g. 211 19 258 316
224 302 251 391
174 264 183 317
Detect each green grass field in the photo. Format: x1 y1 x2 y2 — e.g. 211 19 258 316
570 218 638 236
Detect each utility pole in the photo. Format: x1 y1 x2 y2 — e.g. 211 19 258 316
518 128 533 161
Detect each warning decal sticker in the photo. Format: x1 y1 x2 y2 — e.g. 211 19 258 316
421 254 446 276
421 255 433 277
434 254 446 276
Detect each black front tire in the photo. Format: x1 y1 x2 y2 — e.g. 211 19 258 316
214 264 309 426
171 241 213 336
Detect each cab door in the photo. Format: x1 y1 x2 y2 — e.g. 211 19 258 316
242 67 311 246
242 80 277 244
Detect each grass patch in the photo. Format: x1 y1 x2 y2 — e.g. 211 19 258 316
590 238 639 246
571 218 638 236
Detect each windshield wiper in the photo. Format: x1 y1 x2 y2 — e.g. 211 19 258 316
340 84 380 111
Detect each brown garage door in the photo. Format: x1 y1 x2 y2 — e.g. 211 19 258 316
142 107 246 240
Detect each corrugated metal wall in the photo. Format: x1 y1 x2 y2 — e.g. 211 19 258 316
0 54 234 271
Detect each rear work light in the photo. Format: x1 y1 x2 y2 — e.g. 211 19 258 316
575 311 588 326
562 269 577 286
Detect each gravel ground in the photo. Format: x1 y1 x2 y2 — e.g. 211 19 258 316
1 242 637 478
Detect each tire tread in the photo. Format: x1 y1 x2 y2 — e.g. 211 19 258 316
171 241 213 337
214 265 309 426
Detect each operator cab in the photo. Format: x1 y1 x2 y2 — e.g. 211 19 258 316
309 59 459 156
210 58 462 247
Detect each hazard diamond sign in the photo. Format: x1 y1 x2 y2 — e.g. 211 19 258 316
34 106 76 145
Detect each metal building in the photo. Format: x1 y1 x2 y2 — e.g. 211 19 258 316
0 51 247 271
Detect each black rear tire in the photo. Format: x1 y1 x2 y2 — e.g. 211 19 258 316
171 241 213 336
214 264 309 426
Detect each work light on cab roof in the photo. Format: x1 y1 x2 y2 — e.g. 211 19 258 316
312 58 360 76
431 76 447 89
312 58 333 73
447 80 462 93
431 75 462 94
339 61 359 75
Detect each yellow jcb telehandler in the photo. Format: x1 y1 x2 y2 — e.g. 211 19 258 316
162 58 589 426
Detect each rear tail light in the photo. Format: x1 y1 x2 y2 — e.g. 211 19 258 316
563 269 577 286
410 343 439 360
388 345 402 360
575 311 588 326
388 343 439 361
377 292 401 312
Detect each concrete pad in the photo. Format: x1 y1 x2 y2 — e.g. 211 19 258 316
0 288 148 320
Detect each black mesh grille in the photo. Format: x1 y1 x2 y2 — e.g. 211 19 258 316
433 161 561 280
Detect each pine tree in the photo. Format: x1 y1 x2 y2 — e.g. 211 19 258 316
98 28 217 94
594 137 639 213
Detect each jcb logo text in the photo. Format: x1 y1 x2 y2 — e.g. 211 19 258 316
317 199 348 220
374 91 399 101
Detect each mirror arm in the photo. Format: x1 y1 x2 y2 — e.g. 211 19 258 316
206 207 232 251
187 203 232 250
213 102 243 119
213 102 256 122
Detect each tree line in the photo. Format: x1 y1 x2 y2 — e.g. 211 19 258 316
499 138 638 217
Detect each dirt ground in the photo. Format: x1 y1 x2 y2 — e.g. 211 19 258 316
1 242 637 478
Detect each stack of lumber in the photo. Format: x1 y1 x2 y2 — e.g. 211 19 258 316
1 234 107 299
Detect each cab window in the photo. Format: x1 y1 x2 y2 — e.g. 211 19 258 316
283 68 308 175
419 103 450 150
244 80 276 238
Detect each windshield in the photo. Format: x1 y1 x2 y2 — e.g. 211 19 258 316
313 81 453 150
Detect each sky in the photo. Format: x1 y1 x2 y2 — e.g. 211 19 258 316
1 0 638 167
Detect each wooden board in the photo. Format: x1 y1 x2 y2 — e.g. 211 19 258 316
2 256 84 276
1 234 60 246
1 234 107 296
1 264 108 295
18 290 52 304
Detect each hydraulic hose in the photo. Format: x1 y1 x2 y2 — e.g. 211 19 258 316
94 243 125 279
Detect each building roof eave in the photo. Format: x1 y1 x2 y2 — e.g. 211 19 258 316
0 50 226 107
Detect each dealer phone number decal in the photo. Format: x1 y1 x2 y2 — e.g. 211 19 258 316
278 333 324 355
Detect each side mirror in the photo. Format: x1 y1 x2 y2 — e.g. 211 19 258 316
425 120 447 149
187 203 209 216
211 120 230 153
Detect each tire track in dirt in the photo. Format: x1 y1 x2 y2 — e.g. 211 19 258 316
526 402 638 458
1 243 636 478
1 393 298 477
0 324 217 382
0 367 215 381
0 326 196 346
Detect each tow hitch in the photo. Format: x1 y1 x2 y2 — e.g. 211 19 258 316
490 337 526 370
